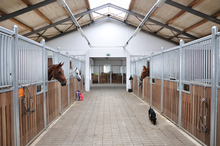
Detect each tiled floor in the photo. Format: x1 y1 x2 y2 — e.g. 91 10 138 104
31 85 201 146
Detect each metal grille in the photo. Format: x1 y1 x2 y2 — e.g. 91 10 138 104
59 54 69 78
130 61 135 76
182 38 212 84
18 39 43 84
217 33 220 86
136 59 145 77
163 50 179 79
0 32 13 88
152 54 162 78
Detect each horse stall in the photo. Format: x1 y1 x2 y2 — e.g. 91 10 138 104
0 26 85 146
130 26 220 146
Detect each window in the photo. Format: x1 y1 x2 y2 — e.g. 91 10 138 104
89 0 131 20
104 65 111 73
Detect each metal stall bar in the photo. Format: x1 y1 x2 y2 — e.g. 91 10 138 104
57 47 61 114
210 26 218 146
66 53 70 106
178 40 184 127
150 52 153 106
161 47 164 113
41 39 47 128
13 25 20 146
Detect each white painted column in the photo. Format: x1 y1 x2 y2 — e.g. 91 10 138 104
126 51 130 91
85 51 90 91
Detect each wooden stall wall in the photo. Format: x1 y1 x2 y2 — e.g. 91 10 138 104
46 81 59 125
75 78 79 91
144 78 150 103
61 85 68 112
131 80 133 91
112 74 122 83
138 79 143 98
69 78 75 103
0 91 14 146
83 76 85 92
217 88 220 145
92 74 98 83
163 80 179 123
123 74 126 84
152 79 161 111
181 85 211 145
80 78 83 92
19 86 44 146
133 76 137 95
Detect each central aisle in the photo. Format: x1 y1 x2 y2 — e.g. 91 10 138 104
32 85 200 146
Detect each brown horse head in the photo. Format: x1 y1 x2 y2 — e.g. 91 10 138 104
48 62 67 86
140 65 149 80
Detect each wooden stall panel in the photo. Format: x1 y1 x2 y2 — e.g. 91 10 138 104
75 78 79 91
61 85 68 112
92 74 98 83
123 74 126 84
19 86 44 146
152 79 161 111
163 80 179 123
217 89 220 145
181 85 211 145
134 76 137 95
0 91 14 146
69 78 75 103
144 78 150 103
139 81 143 98
131 80 133 91
46 81 59 125
80 78 82 91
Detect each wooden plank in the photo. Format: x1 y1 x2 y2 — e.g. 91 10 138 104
0 91 14 146
144 78 150 103
0 10 33 31
163 80 179 123
181 85 211 145
166 0 202 25
46 81 59 124
69 78 75 103
152 79 161 111
61 85 68 111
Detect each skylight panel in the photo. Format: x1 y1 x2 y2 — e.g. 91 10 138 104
89 0 131 20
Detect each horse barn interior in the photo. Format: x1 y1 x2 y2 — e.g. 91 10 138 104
0 0 220 145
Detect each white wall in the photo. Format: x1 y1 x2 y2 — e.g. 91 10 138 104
46 20 177 91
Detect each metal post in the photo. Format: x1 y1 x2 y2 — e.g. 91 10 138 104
98 65 100 83
57 47 61 114
40 39 47 128
210 26 218 146
178 40 184 127
161 47 164 113
12 25 20 146
66 52 70 106
142 76 144 100
150 52 153 106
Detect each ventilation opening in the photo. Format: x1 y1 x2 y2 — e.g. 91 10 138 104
152 78 155 84
183 84 190 92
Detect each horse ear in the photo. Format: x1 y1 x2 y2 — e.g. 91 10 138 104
58 62 64 67
143 66 147 70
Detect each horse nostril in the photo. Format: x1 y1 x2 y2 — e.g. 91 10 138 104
61 83 66 86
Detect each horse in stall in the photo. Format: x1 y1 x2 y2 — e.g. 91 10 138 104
48 62 67 86
70 67 81 82
139 65 150 87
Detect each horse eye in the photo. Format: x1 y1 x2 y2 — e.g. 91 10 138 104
58 71 62 74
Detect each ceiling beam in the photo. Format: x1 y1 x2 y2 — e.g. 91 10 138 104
0 10 33 31
109 3 198 40
21 0 52 24
24 3 110 37
24 3 198 41
165 0 220 24
125 0 136 21
46 17 178 45
0 0 56 22
184 11 220 32
166 0 201 25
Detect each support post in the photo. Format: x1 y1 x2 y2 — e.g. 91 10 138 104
66 52 70 106
150 52 153 106
161 47 164 113
12 25 20 146
41 39 47 129
178 39 184 127
57 47 61 114
210 26 218 146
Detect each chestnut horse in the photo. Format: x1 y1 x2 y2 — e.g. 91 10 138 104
139 65 150 87
48 62 67 86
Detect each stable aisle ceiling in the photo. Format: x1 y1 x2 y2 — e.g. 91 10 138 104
0 0 219 45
